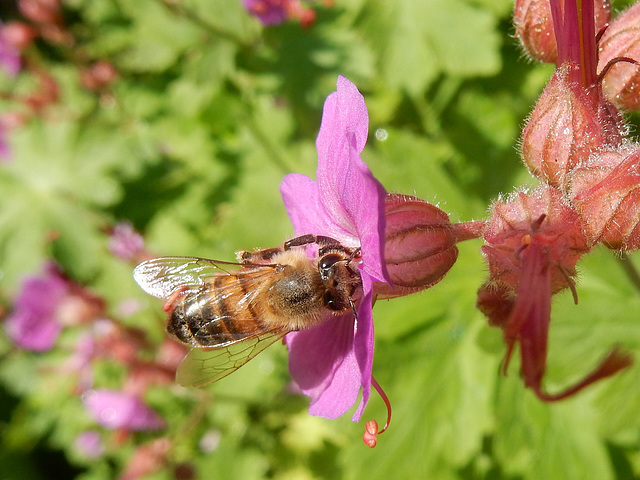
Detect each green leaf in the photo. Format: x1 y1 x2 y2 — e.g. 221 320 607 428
116 0 204 72
359 0 503 94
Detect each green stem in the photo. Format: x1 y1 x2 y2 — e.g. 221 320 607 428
617 252 640 296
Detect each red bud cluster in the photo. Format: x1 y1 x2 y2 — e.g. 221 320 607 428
477 0 640 402
79 61 119 92
477 186 631 401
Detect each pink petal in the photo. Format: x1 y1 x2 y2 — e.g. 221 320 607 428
341 147 388 283
350 272 375 421
5 310 63 351
287 313 362 419
83 389 166 431
280 172 353 241
5 269 68 351
315 77 388 282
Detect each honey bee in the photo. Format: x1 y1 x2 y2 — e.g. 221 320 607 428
133 234 362 387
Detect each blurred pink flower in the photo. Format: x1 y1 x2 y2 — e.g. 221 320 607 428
83 389 166 431
64 332 96 392
74 430 105 459
0 121 12 161
108 221 146 262
243 0 289 25
5 263 69 351
280 76 389 421
242 0 317 27
119 438 171 480
0 20 21 76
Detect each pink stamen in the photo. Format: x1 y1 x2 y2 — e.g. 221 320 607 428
362 376 392 448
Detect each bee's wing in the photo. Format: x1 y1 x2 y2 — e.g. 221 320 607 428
133 256 250 299
175 330 288 387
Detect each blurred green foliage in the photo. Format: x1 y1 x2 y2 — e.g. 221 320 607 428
1 0 640 479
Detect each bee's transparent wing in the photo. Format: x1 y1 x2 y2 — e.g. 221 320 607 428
176 331 288 387
133 256 249 299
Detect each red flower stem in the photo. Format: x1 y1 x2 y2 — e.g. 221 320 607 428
371 376 391 435
451 220 487 242
533 347 633 402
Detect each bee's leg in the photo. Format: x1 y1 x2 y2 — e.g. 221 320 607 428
284 234 342 250
237 247 284 264
237 234 341 264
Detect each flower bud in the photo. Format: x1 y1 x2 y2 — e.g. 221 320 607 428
598 2 640 111
18 0 62 25
476 280 514 330
25 71 59 113
374 194 458 298
514 0 610 64
521 64 625 189
80 60 118 91
481 186 589 295
2 21 37 51
569 143 640 249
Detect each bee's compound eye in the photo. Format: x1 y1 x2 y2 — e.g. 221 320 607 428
319 253 342 279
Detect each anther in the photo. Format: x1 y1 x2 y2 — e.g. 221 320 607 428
361 377 392 448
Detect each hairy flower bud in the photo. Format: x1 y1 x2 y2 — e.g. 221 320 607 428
598 2 640 111
374 194 458 298
514 0 610 64
521 64 625 189
569 143 640 249
80 61 118 91
480 186 589 296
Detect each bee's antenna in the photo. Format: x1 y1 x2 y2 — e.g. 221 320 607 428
346 247 361 265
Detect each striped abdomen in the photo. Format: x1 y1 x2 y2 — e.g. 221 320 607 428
166 274 267 347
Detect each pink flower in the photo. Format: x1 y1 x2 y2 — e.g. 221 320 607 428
0 120 12 161
119 438 171 480
108 221 146 263
0 21 21 77
280 76 388 421
74 430 105 459
5 263 69 351
242 0 289 25
242 0 317 27
82 389 166 431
